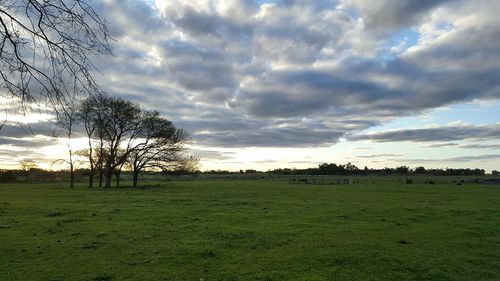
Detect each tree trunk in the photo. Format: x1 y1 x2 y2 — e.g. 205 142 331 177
105 168 112 188
132 171 139 188
88 170 94 188
115 170 121 188
69 149 74 188
70 163 74 188
98 167 103 187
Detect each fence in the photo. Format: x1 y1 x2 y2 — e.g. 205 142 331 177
289 176 350 185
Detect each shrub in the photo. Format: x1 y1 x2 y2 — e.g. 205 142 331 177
0 170 17 183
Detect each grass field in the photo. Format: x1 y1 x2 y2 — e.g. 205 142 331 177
1 180 499 281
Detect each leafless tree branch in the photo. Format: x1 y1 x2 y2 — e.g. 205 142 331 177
0 0 111 112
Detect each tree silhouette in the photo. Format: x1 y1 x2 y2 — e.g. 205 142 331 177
0 0 111 108
128 110 195 188
53 93 79 187
19 159 37 181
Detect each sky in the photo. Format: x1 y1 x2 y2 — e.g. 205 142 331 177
1 0 499 172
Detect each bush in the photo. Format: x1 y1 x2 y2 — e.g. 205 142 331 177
0 170 17 183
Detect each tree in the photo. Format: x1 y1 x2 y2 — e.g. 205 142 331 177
78 94 141 188
493 170 499 176
345 162 359 174
78 95 197 188
54 95 79 187
395 166 410 174
414 166 426 174
96 96 141 188
78 94 101 188
128 111 194 188
19 159 37 181
0 0 111 108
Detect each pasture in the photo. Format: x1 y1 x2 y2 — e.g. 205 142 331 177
0 180 499 281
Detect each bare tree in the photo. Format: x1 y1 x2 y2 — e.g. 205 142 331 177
0 0 111 107
78 94 101 188
19 159 37 181
79 94 141 188
78 95 197 188
100 96 141 188
54 94 79 187
128 111 195 188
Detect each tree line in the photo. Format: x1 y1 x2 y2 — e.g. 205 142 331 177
56 94 197 188
267 163 489 176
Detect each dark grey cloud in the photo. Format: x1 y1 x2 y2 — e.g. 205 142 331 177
195 125 345 147
0 122 55 139
346 0 452 32
235 67 409 118
350 124 500 143
171 7 254 39
0 136 56 147
424 143 500 149
0 145 48 166
459 144 500 149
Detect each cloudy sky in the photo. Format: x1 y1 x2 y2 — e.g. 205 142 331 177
1 0 500 171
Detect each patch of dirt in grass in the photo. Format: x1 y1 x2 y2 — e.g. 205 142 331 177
47 210 63 217
47 227 62 234
61 218 82 223
82 241 106 250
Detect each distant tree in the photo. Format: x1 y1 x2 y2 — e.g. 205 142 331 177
345 162 359 174
0 169 16 182
19 160 37 181
395 166 410 174
0 0 111 109
492 170 499 176
363 166 369 175
414 166 426 174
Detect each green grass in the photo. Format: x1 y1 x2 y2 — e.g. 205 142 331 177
0 180 499 281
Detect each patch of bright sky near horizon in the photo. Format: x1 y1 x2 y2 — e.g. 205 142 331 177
1 0 500 172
